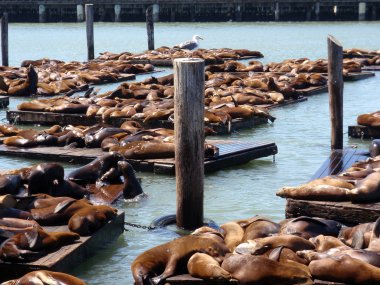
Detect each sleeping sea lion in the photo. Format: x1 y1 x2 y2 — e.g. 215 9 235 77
131 235 230 285
1 270 87 285
187 253 231 280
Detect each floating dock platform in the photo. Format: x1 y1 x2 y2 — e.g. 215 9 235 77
348 125 380 139
0 140 277 175
0 211 124 283
0 96 9 108
362 66 380 71
284 148 380 225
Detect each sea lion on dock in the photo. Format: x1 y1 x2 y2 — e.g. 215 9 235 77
27 163 65 195
279 216 343 239
131 235 230 285
339 221 375 249
1 270 87 285
187 253 232 280
220 222 245 252
0 174 22 195
348 171 380 203
221 253 312 285
235 235 315 255
276 176 354 201
0 227 80 262
238 216 280 242
309 235 350 252
309 254 380 284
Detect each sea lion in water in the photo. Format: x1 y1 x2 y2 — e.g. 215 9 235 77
187 253 231 280
221 253 312 285
118 161 144 199
131 235 230 285
1 270 87 285
67 153 125 186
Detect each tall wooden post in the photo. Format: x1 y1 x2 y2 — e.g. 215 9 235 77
146 6 154 50
85 4 94 61
1 12 8 67
328 35 344 150
174 58 205 230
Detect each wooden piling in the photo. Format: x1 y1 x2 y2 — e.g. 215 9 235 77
146 6 154 50
1 12 8 67
328 35 344 150
85 4 94 61
174 58 205 230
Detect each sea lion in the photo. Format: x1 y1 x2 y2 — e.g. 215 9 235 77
220 222 245 252
235 235 315 255
238 216 280 242
339 221 375 249
187 253 231 280
1 270 87 285
309 235 350 252
348 171 380 203
279 216 343 239
221 253 312 285
27 163 65 195
131 235 230 285
117 161 144 199
309 254 380 284
276 176 354 201
0 174 22 195
67 153 126 186
0 227 79 262
112 141 176 160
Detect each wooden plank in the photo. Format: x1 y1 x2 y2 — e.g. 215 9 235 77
295 85 328 96
362 66 380 71
166 274 239 284
0 211 124 282
348 125 380 139
343 71 375 81
0 141 277 175
0 95 9 108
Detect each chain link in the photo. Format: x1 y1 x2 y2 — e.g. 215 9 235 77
124 221 156 231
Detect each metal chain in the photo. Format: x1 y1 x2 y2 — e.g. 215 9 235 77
124 221 156 231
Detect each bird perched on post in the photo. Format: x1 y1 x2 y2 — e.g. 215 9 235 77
174 35 204 50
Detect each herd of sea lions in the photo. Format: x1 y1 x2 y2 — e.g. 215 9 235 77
0 58 154 97
277 154 380 203
131 215 380 285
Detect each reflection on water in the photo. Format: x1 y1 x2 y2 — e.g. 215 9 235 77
0 21 379 284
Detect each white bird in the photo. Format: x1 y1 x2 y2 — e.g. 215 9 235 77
175 35 203 50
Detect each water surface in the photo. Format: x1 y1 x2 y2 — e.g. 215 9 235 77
1 21 379 284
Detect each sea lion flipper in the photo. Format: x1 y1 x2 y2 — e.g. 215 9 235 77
268 246 284 262
351 230 365 249
371 217 380 240
24 229 39 249
54 199 76 214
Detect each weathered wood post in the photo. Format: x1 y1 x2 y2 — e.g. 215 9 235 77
328 35 344 150
146 6 154 50
85 4 94 61
1 12 8 67
174 58 205 230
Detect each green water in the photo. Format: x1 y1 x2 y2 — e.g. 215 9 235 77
1 21 380 284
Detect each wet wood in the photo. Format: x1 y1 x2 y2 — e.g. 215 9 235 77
0 140 277 175
1 12 8 66
146 6 154 50
348 125 380 139
328 35 344 150
174 58 205 229
362 66 380 71
86 4 94 61
0 211 124 282
343 71 375 81
0 95 9 108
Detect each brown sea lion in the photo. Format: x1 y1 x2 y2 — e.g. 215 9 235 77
276 176 354 201
235 235 315 255
187 253 232 280
131 235 230 285
118 161 144 199
238 216 280 242
3 136 38 147
0 227 79 262
1 270 87 285
309 254 380 284
339 221 375 249
0 174 22 195
27 163 65 195
309 235 350 252
112 141 175 160
220 222 245 252
279 216 343 239
221 253 312 285
348 171 380 203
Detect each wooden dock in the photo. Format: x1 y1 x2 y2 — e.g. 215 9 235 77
0 140 277 174
362 66 380 71
284 148 380 225
343 71 375 81
348 125 380 139
0 211 124 283
0 96 9 108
